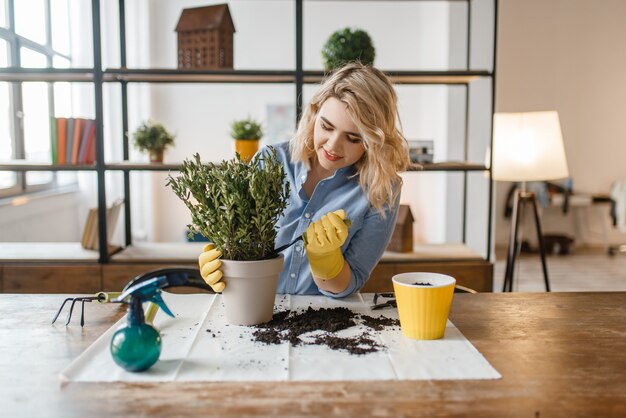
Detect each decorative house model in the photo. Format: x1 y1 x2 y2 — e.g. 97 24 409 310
175 4 236 70
386 205 414 253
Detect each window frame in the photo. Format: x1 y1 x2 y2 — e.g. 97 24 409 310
0 0 74 198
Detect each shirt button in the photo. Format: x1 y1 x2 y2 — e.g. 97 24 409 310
304 213 311 219
295 245 302 252
290 273 296 278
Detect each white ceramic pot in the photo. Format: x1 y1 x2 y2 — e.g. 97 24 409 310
220 254 284 326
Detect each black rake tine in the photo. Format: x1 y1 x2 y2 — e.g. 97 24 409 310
65 298 80 326
81 299 86 327
78 298 95 327
52 298 74 324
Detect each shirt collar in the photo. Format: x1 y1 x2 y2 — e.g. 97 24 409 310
294 160 357 197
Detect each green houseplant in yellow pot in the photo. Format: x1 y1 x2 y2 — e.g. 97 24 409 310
133 120 175 163
230 117 263 163
167 147 290 325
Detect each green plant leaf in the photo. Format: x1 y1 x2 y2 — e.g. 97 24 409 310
230 117 263 140
133 120 175 152
167 146 290 261
321 28 376 71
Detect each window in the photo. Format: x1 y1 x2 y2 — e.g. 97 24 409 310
0 0 75 197
0 0 6 29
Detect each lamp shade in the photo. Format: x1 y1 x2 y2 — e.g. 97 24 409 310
492 111 569 182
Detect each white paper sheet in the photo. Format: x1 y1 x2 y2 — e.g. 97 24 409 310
60 293 501 382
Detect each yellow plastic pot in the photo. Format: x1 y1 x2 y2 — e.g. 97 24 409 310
234 139 259 163
392 272 456 340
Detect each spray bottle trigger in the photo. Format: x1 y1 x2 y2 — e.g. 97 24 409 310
152 293 175 318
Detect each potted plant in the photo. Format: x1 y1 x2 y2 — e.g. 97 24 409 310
321 27 376 72
133 120 175 163
167 147 290 325
230 117 263 162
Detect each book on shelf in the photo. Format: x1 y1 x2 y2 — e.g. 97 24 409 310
66 118 75 164
77 119 95 164
49 117 58 164
81 199 124 251
71 118 82 164
56 118 67 164
84 121 96 164
50 117 97 165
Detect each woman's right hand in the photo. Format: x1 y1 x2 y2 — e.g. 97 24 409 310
304 210 349 280
198 244 225 292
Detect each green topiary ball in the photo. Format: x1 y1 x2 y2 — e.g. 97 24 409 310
321 28 375 71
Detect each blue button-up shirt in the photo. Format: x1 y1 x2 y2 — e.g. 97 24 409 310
261 142 400 298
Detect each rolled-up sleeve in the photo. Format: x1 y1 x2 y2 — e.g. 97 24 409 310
318 201 400 298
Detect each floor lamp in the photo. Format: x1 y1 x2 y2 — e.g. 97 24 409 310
492 111 569 292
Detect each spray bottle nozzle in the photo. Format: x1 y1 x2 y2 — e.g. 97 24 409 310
113 276 175 319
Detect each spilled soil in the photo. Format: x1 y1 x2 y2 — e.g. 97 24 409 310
251 307 400 355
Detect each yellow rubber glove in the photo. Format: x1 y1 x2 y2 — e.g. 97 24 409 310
198 243 226 292
305 210 349 280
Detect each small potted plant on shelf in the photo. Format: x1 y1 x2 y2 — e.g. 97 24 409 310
321 27 376 72
132 120 175 163
230 117 263 163
167 147 290 325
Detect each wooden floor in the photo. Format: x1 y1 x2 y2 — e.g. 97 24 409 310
493 246 626 292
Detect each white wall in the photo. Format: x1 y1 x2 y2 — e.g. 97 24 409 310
495 0 626 247
145 0 459 244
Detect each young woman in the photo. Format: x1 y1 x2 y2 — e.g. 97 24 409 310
200 62 411 297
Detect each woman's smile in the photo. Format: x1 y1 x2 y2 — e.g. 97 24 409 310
322 148 342 162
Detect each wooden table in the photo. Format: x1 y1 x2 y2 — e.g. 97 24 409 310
1 292 625 417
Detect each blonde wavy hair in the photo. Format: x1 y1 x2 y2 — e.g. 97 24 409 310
290 62 411 216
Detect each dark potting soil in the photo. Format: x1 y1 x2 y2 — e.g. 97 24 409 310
360 314 400 331
313 333 382 355
252 307 400 355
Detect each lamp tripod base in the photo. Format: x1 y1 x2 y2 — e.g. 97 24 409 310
503 190 551 292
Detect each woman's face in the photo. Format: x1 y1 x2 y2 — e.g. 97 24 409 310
312 97 366 173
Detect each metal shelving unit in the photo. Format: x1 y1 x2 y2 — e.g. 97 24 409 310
0 162 97 171
1 0 497 268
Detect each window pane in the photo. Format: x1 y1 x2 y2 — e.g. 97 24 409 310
0 0 6 28
53 82 72 116
0 79 19 193
0 39 8 67
23 82 53 186
0 171 17 189
22 82 51 162
15 0 47 45
51 0 70 55
20 47 47 68
53 56 70 68
0 82 12 160
56 171 76 186
25 170 52 186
